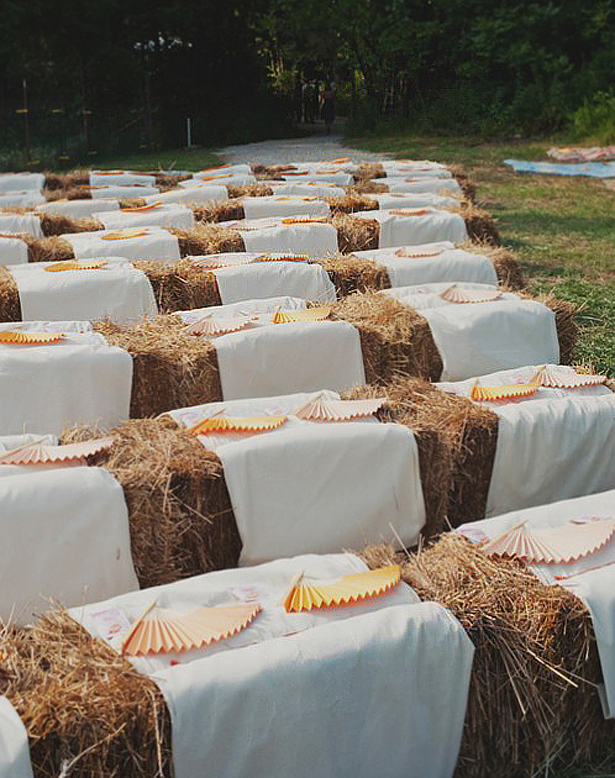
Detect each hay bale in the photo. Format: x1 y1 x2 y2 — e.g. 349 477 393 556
174 222 244 255
43 170 89 190
531 293 578 365
136 258 222 312
42 187 91 201
315 252 391 296
457 203 500 246
0 267 21 320
226 183 274 198
351 180 388 195
361 535 612 778
39 212 102 237
22 234 75 263
459 240 525 289
191 200 246 223
333 213 380 252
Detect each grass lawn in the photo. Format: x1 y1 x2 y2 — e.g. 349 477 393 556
345 134 615 377
90 146 225 173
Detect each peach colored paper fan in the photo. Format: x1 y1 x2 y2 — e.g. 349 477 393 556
272 306 331 324
191 255 254 269
44 261 106 273
281 217 329 224
529 365 607 389
439 285 502 304
120 202 162 213
120 600 262 656
182 314 253 337
0 330 65 344
101 229 149 241
94 170 124 175
0 436 114 465
284 565 401 613
307 182 338 188
389 209 431 217
187 412 288 436
394 247 445 258
470 381 538 403
253 253 309 263
294 396 386 422
274 196 318 202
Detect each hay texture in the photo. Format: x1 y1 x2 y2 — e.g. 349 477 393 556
0 267 21 320
361 536 612 778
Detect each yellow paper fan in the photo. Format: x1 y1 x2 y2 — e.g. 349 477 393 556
253 254 309 263
284 565 401 613
274 196 318 202
94 170 124 175
0 436 114 465
394 247 445 258
188 412 288 436
307 182 338 188
44 261 106 273
294 396 386 422
389 209 431 217
120 600 262 656
120 201 162 213
530 365 607 389
281 217 329 224
0 330 65 344
470 381 538 402
272 306 332 324
100 229 149 241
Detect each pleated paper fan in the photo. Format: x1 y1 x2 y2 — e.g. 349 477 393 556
44 261 106 273
274 196 319 202
470 381 538 403
280 217 329 224
439 285 502 304
101 229 149 241
253 254 309 263
120 202 162 213
0 436 114 465
284 565 401 613
394 247 445 258
294 396 387 422
0 330 65 345
529 365 607 389
191 255 254 269
94 170 124 175
307 182 339 188
120 600 262 656
389 209 431 217
188 412 288 436
182 314 253 337
272 306 332 324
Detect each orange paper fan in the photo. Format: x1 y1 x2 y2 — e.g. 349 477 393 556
44 261 106 273
274 196 318 202
323 157 350 163
529 365 607 389
198 164 231 173
394 247 445 258
439 285 502 304
93 170 124 175
120 600 261 656
307 182 338 188
253 253 309 263
120 201 162 213
188 412 288 436
284 564 401 613
470 381 538 403
182 314 253 337
294 396 386 422
281 217 329 224
0 330 65 344
272 306 331 323
100 229 149 241
191 255 253 269
389 209 431 217
0 436 114 465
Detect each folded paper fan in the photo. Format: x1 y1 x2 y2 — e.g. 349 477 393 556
253 254 309 263
281 217 329 224
44 261 106 273
439 285 502 304
307 182 338 188
120 201 162 213
94 170 124 176
470 381 538 403
294 396 386 422
0 436 114 465
120 600 261 656
182 314 253 337
188 412 288 436
101 229 149 241
529 365 607 389
284 564 401 613
0 330 65 344
394 247 445 258
272 306 332 324
389 209 431 217
274 196 318 202
191 255 254 269
481 518 615 564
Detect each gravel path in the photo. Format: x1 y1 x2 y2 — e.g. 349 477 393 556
218 120 388 164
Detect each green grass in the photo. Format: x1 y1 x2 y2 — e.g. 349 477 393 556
346 134 615 376
90 146 225 173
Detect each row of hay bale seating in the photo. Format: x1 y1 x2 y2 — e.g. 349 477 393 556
0 158 613 778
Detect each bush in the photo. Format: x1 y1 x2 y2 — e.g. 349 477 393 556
571 91 615 144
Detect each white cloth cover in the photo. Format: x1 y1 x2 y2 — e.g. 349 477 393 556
373 192 457 209
90 184 160 199
9 258 157 323
207 258 336 304
356 242 498 287
64 227 181 264
280 171 353 184
353 208 467 247
241 196 330 220
36 198 120 217
0 697 33 778
0 213 42 238
74 553 473 778
0 173 44 192
144 185 229 205
172 390 424 563
0 464 137 625
386 178 462 194
95 203 194 232
0 191 45 208
439 365 615 517
263 181 346 198
193 163 253 179
222 217 338 256
179 296 364 401
89 171 156 186
0 321 133 435
458 489 615 717
0 237 28 267
383 282 560 380
184 174 256 186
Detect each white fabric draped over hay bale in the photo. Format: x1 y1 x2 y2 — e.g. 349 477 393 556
278 171 353 184
241 195 330 220
144 185 229 205
0 172 44 192
262 181 346 198
0 237 28 267
89 171 156 187
64 226 181 264
36 198 120 217
372 192 458 209
192 163 253 179
0 212 42 238
95 203 195 232
0 697 33 778
221 217 339 256
0 191 45 208
384 178 462 194
352 208 468 247
90 184 160 199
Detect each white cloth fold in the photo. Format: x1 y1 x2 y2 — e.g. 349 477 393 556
211 261 336 304
9 258 158 322
221 217 338 256
90 184 160 199
0 321 133 435
280 171 353 184
89 171 156 186
0 173 44 192
144 185 228 205
95 203 194 231
0 237 28 266
0 697 33 778
185 173 256 186
262 181 346 198
385 178 462 194
373 192 457 209
192 164 253 179
36 198 120 217
241 196 330 220
356 243 498 287
0 191 45 208
64 227 181 264
0 213 42 238
353 208 467 247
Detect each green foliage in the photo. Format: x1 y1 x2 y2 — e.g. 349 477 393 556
571 91 615 144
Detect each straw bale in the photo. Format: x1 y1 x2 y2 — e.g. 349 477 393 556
136 258 222 312
354 162 383 181
93 316 223 418
524 292 578 364
315 252 391 296
449 165 476 201
39 212 102 237
361 535 612 778
456 203 500 246
43 169 89 190
325 192 378 214
0 267 21 320
351 180 389 195
42 187 91 201
191 200 246 223
22 234 75 263
174 222 243 255
459 240 525 289
333 213 379 252
226 183 273 198
251 163 296 178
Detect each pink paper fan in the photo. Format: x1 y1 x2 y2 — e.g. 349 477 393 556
0 436 114 465
294 396 387 422
182 314 253 336
530 365 607 389
439 285 502 304
394 247 445 258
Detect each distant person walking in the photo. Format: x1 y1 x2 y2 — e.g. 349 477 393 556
321 82 336 134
